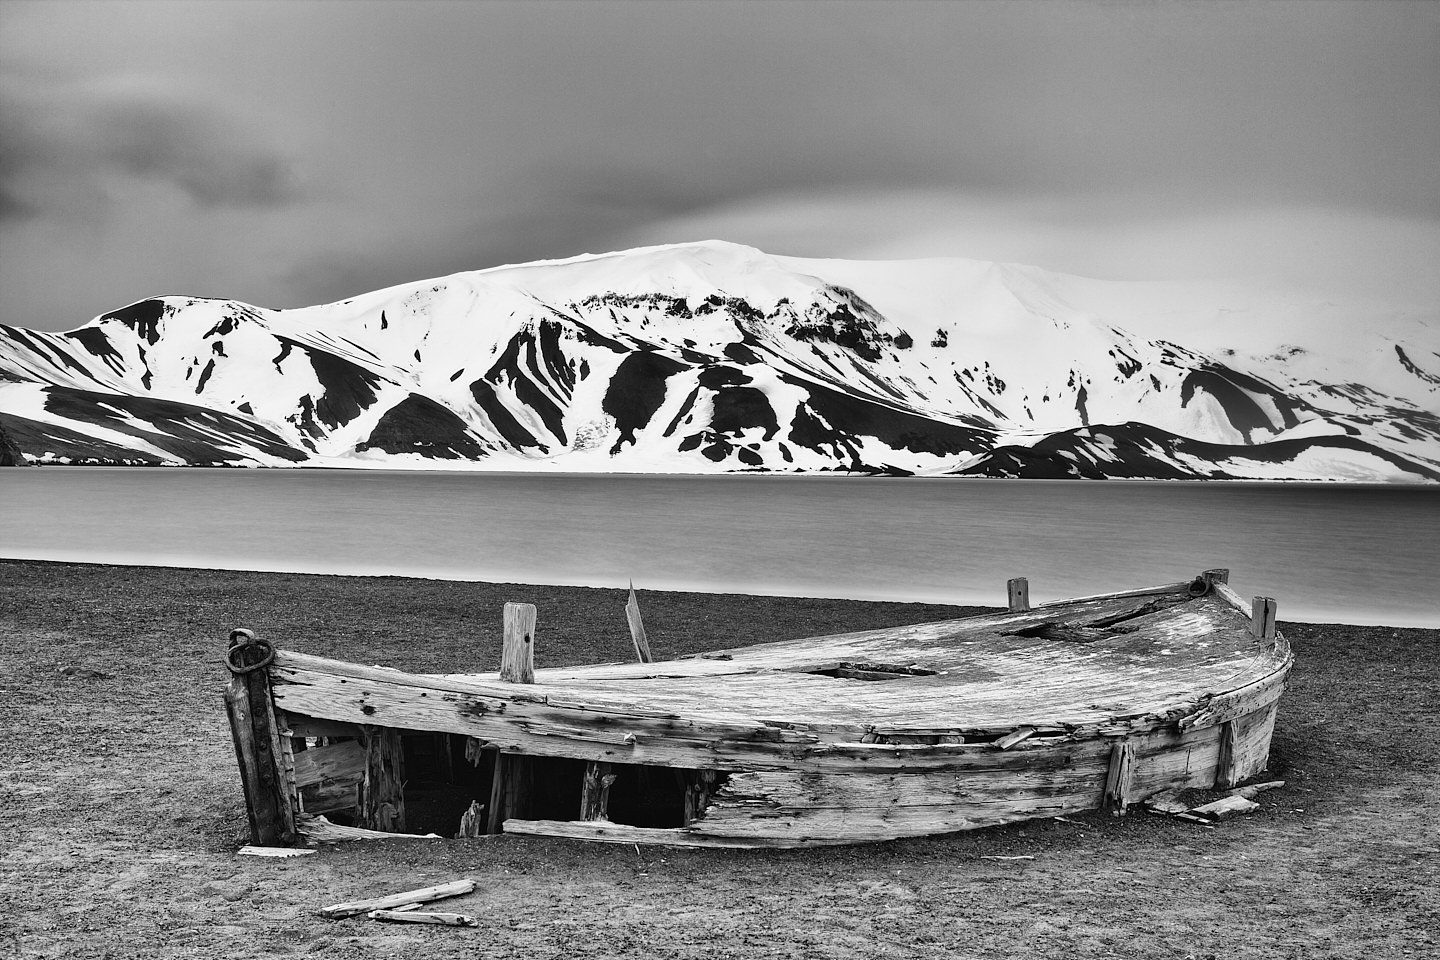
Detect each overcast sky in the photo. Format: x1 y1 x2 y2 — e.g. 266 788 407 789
2 0 1436 331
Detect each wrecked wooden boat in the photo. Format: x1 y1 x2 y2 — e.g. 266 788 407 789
223 568 1291 849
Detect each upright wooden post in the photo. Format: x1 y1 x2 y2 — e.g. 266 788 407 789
1251 597 1278 642
222 629 296 846
360 725 406 831
580 761 617 820
1214 720 1242 789
1103 738 1135 816
458 800 484 838
485 752 507 834
626 581 653 663
1007 577 1030 613
492 602 534 832
501 602 537 684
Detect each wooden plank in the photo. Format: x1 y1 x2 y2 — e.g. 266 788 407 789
992 727 1037 751
693 795 1087 841
1035 580 1194 608
1225 701 1281 786
296 814 440 843
503 818 788 849
293 740 366 788
1214 719 1241 789
1007 578 1030 613
626 582 653 663
299 780 359 815
224 684 266 845
1191 795 1259 819
1212 582 1252 617
275 713 301 818
485 753 532 832
1230 780 1285 799
1252 596 1278 642
1176 668 1289 730
1141 789 1191 816
223 633 296 846
580 761 616 820
1201 568 1230 587
502 754 531 827
506 813 1049 848
285 715 363 740
1102 739 1135 816
501 602 537 684
238 845 316 858
485 751 506 834
707 758 1108 813
319 878 476 918
368 909 480 927
360 726 406 832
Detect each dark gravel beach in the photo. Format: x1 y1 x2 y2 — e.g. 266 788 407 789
1 559 1435 959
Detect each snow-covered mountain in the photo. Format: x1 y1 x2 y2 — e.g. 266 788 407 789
2 240 1437 481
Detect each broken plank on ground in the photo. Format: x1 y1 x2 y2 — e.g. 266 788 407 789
368 909 480 927
319 879 476 919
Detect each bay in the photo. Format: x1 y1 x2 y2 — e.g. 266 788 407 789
2 467 1436 627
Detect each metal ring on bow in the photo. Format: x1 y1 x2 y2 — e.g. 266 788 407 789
225 628 275 675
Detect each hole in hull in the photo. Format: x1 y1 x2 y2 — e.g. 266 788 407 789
283 719 731 836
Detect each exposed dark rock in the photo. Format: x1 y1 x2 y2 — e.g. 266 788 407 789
603 351 688 451
470 377 544 451
99 299 165 345
959 421 1440 481
0 418 26 465
356 394 487 459
36 387 307 464
1178 363 1304 437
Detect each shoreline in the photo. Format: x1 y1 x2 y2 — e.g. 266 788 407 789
6 460 1437 486
4 555 1435 631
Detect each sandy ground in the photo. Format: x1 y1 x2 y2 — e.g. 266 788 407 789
1 559 1436 959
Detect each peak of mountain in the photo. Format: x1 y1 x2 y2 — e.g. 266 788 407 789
1 242 1436 481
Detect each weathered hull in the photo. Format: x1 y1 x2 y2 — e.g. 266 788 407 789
226 571 1291 848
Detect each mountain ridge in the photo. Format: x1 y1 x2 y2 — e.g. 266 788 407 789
2 240 1437 480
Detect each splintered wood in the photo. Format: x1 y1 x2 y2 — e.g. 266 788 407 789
369 910 480 927
320 879 475 919
241 572 1290 848
580 761 617 820
360 727 405 832
626 582 653 663
1103 740 1135 816
238 845 315 858
296 814 440 843
458 801 485 838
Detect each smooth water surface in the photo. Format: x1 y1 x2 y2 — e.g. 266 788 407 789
2 468 1436 626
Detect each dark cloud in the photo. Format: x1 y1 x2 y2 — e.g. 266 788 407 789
1 0 1436 329
0 80 302 221
89 94 301 208
0 186 37 222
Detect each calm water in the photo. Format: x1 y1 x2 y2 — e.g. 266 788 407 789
2 468 1437 627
